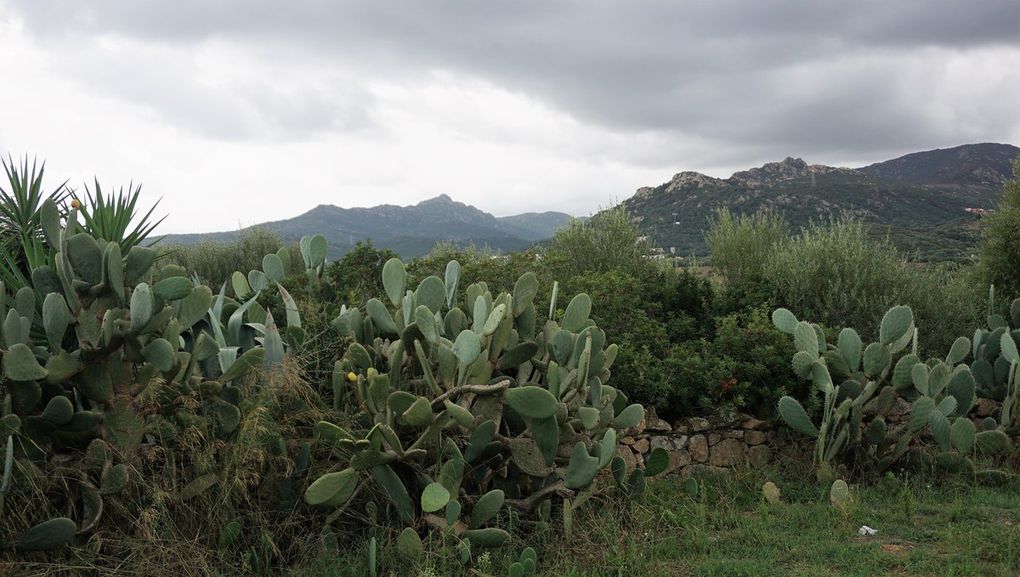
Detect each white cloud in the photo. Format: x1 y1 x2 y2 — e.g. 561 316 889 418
1 1 1017 234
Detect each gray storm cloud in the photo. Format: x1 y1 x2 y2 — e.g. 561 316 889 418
1 0 1018 231
9 1 1020 153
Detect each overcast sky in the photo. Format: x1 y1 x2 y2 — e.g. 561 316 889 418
1 1 1018 233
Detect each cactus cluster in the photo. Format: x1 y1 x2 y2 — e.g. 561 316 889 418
305 258 646 549
0 200 301 550
971 288 1020 432
772 305 1013 480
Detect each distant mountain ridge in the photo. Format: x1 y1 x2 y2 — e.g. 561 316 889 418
164 194 576 258
859 143 1020 187
620 143 1020 261
165 143 1018 262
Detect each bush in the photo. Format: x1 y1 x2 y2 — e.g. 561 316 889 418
554 265 799 420
161 227 289 287
764 218 907 334
559 267 716 417
764 219 986 355
407 242 542 296
706 215 984 357
705 209 787 285
979 158 1020 299
662 309 803 418
900 263 984 355
545 205 650 278
320 240 399 306
561 271 672 410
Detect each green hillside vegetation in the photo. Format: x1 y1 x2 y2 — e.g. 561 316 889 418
621 143 1018 262
860 142 1020 186
979 159 1020 299
163 195 576 259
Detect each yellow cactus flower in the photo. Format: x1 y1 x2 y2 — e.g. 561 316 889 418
346 371 357 382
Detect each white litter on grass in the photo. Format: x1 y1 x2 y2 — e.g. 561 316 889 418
858 525 878 536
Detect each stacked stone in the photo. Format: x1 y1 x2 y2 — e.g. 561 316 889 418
618 401 1017 478
618 408 781 477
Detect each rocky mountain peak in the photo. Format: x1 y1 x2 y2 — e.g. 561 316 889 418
730 157 807 185
729 157 844 186
417 193 455 205
665 171 726 192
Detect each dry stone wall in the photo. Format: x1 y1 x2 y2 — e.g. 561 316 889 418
618 408 796 478
621 400 1018 478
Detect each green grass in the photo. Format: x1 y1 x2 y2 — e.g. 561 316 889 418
297 468 1020 577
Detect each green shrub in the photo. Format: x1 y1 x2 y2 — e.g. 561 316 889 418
765 218 907 333
706 215 984 357
711 274 778 317
408 242 541 296
320 240 399 306
562 271 672 411
663 309 802 418
900 263 984 355
979 158 1020 299
559 268 716 418
705 209 787 285
766 220 986 356
161 227 290 288
544 205 650 278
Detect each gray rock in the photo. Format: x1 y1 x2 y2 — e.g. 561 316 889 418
708 438 747 467
688 417 711 432
665 449 692 474
650 435 687 452
742 417 769 431
643 407 672 432
708 409 743 428
689 434 709 463
633 438 650 454
745 430 767 446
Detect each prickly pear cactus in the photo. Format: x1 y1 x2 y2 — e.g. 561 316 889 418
0 200 302 542
771 305 990 478
298 234 328 283
306 258 642 548
971 289 1020 431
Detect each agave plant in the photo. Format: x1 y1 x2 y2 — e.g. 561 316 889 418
73 179 166 252
1 157 165 305
0 156 70 247
0 156 70 293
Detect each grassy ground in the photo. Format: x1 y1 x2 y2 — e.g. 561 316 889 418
299 468 1020 577
4 467 1017 576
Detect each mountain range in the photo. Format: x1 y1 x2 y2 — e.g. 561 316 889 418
163 195 576 259
621 142 1019 261
165 142 1019 262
